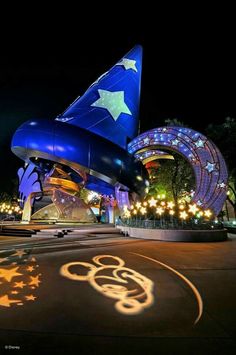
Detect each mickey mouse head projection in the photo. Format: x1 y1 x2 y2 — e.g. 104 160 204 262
60 255 154 315
59 253 203 324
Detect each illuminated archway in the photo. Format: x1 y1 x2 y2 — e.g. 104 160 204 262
128 126 228 215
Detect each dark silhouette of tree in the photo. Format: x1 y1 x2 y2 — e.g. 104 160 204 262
165 118 186 127
205 117 236 217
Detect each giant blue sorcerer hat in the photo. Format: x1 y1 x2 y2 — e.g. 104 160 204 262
56 45 142 149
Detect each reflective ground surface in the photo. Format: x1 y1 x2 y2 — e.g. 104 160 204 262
0 225 236 354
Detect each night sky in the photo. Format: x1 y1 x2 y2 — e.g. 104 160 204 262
1 27 235 194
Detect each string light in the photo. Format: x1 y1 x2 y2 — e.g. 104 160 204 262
140 207 147 215
167 201 175 209
188 204 199 215
179 211 188 220
122 197 215 226
0 202 22 217
156 207 164 215
196 211 204 218
204 210 212 218
124 210 131 218
148 198 157 207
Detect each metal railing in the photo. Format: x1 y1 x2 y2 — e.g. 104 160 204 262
117 218 224 230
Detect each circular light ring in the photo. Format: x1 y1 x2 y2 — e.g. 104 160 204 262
128 126 228 215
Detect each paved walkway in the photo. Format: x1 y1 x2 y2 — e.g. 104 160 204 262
0 230 236 354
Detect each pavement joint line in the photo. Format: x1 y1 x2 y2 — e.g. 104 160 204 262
0 238 145 250
0 239 135 248
0 327 235 340
174 268 236 271
25 241 145 255
199 307 236 340
0 241 140 255
0 235 126 243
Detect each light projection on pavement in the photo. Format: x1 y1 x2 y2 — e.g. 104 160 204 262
0 249 41 308
131 252 203 325
60 253 203 325
60 255 154 315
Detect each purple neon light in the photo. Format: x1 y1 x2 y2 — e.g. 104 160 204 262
128 126 228 215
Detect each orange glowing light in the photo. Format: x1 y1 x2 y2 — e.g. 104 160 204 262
167 201 175 209
180 211 188 220
156 207 164 215
188 204 199 215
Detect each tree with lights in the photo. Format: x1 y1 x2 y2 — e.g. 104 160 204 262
146 154 194 207
146 117 194 207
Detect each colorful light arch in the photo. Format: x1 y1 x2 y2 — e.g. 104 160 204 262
128 126 228 215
